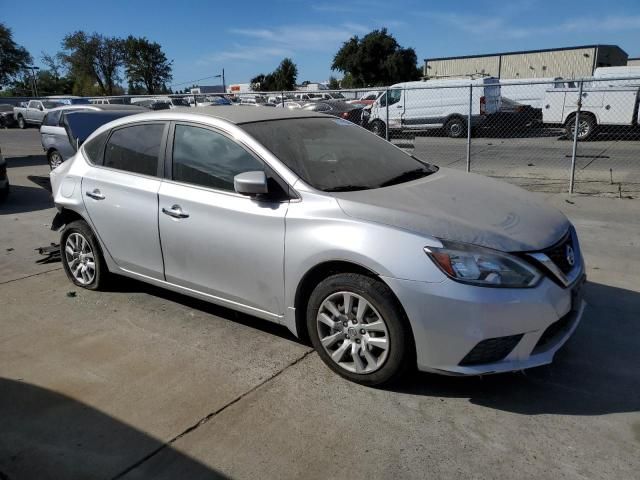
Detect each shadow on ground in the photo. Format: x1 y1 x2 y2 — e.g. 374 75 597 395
4 154 48 169
0 175 52 215
0 378 229 480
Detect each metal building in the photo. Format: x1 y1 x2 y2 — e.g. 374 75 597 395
424 45 628 80
627 57 640 67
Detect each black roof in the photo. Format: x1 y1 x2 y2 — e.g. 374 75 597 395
424 44 627 62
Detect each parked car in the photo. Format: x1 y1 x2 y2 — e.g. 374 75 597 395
0 145 8 202
0 104 17 128
14 100 64 128
542 82 640 140
50 107 585 386
89 98 128 105
347 91 381 106
275 101 306 109
366 77 502 138
40 105 145 169
45 96 91 105
302 100 364 124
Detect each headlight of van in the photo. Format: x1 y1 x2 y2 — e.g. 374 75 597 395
424 241 541 288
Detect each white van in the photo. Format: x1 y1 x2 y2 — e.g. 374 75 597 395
542 82 640 140
500 77 575 109
591 66 640 87
366 77 501 138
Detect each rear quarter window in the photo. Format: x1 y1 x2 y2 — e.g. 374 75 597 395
83 131 109 165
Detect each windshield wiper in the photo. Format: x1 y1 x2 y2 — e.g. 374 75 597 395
323 185 370 192
378 168 433 188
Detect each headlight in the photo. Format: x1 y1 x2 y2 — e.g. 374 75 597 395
424 241 541 288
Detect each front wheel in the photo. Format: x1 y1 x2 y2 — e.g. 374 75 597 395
306 273 411 386
60 220 108 290
370 120 387 138
17 115 26 129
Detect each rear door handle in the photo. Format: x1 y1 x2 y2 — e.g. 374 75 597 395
86 189 105 200
162 205 189 219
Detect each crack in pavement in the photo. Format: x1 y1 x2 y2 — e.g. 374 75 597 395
110 349 315 479
0 267 63 286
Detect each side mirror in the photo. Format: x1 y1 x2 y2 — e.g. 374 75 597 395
39 105 44 111
234 171 268 196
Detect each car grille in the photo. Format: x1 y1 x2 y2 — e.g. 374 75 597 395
459 334 523 366
533 311 573 352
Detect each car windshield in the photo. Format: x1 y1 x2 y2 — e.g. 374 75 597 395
171 98 189 106
242 118 437 191
331 92 345 99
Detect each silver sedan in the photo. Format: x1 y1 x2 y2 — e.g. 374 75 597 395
50 107 586 386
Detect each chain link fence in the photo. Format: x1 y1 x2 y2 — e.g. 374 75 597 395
3 76 639 196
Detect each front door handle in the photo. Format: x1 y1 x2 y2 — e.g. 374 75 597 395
162 205 189 219
86 189 105 200
396 105 403 108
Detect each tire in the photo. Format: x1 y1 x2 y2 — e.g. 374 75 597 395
48 149 64 170
60 220 107 290
306 273 411 386
17 115 26 129
370 120 387 138
0 184 8 203
444 117 467 138
565 114 596 141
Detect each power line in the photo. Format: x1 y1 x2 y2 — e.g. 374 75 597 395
170 74 223 88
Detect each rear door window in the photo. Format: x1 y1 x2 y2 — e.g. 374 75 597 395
104 123 165 176
83 131 109 165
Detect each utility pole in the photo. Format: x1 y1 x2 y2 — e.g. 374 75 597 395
26 66 40 97
222 68 226 93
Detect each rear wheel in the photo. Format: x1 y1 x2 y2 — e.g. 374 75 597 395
306 273 411 386
444 117 467 138
60 220 107 290
48 149 64 170
47 150 64 170
17 115 26 129
565 114 596 141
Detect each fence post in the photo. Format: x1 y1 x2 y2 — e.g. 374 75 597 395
569 79 584 194
466 84 473 172
385 88 390 141
281 90 285 107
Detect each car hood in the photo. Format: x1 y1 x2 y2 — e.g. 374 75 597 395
333 168 569 252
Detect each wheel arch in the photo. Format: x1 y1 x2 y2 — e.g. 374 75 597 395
563 109 599 125
293 260 415 355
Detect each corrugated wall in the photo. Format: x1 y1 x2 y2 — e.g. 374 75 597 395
628 58 640 67
500 48 595 79
425 56 500 78
425 47 628 80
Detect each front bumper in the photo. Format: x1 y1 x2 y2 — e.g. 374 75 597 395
383 272 585 375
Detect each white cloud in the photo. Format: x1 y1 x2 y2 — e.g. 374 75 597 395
198 22 373 66
421 12 640 39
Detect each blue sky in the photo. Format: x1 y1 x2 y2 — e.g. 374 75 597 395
3 0 640 88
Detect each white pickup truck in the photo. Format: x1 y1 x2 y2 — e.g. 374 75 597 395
542 83 640 140
13 99 64 129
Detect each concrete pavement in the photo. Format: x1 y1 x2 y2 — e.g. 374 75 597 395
1 128 639 480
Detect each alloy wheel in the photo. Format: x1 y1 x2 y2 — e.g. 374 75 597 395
49 151 63 169
64 232 96 285
316 291 390 374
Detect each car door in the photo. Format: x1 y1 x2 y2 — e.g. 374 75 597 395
27 101 42 123
158 122 288 318
81 122 168 280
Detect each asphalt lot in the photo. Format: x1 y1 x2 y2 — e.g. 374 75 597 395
394 129 640 196
1 128 639 479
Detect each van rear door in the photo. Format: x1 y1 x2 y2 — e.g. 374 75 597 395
481 79 501 115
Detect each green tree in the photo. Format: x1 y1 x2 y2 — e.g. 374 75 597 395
0 23 32 87
124 36 172 94
331 29 420 87
274 58 297 90
61 31 124 95
251 58 298 91
328 76 340 90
